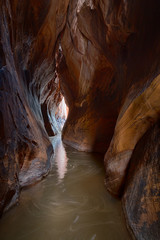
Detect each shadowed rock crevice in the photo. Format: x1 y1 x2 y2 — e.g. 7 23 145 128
0 1 160 239
57 0 160 238
0 0 69 215
122 121 160 240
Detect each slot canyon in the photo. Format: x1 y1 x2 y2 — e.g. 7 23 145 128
0 0 160 239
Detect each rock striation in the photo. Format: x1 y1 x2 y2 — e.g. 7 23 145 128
0 0 69 214
0 0 160 239
123 121 160 240
57 0 160 239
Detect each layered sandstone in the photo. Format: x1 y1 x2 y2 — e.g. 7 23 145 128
123 121 160 239
0 0 160 239
0 0 69 214
58 0 160 239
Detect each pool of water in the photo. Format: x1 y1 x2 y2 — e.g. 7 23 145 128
0 135 131 240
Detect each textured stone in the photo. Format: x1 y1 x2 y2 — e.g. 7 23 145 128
57 0 160 239
105 74 160 197
59 0 160 154
123 122 160 240
0 0 69 215
1 1 160 239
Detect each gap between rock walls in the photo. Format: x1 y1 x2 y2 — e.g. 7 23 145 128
0 1 160 240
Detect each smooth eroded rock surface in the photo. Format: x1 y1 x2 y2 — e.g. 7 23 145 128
58 0 160 154
57 1 160 238
1 1 160 239
123 122 160 240
0 0 69 215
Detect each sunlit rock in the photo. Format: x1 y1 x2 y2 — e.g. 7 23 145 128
0 0 160 239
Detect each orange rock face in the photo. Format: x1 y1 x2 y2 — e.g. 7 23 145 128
57 0 160 238
1 0 160 239
58 0 160 154
0 0 69 214
123 122 160 240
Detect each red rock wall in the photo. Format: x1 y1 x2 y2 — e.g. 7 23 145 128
58 0 160 154
0 0 69 214
57 0 160 238
0 0 160 239
123 121 160 240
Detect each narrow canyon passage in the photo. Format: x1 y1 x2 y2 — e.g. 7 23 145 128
0 0 160 240
0 136 131 240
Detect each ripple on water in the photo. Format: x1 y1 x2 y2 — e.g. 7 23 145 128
0 135 131 240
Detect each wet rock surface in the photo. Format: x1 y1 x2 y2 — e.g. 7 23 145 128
0 0 68 214
59 0 160 154
123 121 160 240
0 0 160 239
58 0 160 238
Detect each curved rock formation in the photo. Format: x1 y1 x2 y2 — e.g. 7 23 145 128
58 0 160 151
122 121 160 240
0 0 69 214
57 0 160 238
105 74 160 197
0 0 160 239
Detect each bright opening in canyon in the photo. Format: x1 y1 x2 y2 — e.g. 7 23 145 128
55 96 69 132
0 1 160 240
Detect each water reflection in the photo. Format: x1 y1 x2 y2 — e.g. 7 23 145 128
0 136 131 240
52 135 68 182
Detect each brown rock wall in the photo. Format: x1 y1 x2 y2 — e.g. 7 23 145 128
1 1 160 239
59 0 160 154
0 0 69 215
57 1 160 238
123 121 160 240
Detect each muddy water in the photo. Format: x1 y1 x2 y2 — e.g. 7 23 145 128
0 136 131 240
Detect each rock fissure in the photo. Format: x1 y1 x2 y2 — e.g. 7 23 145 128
0 0 160 239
